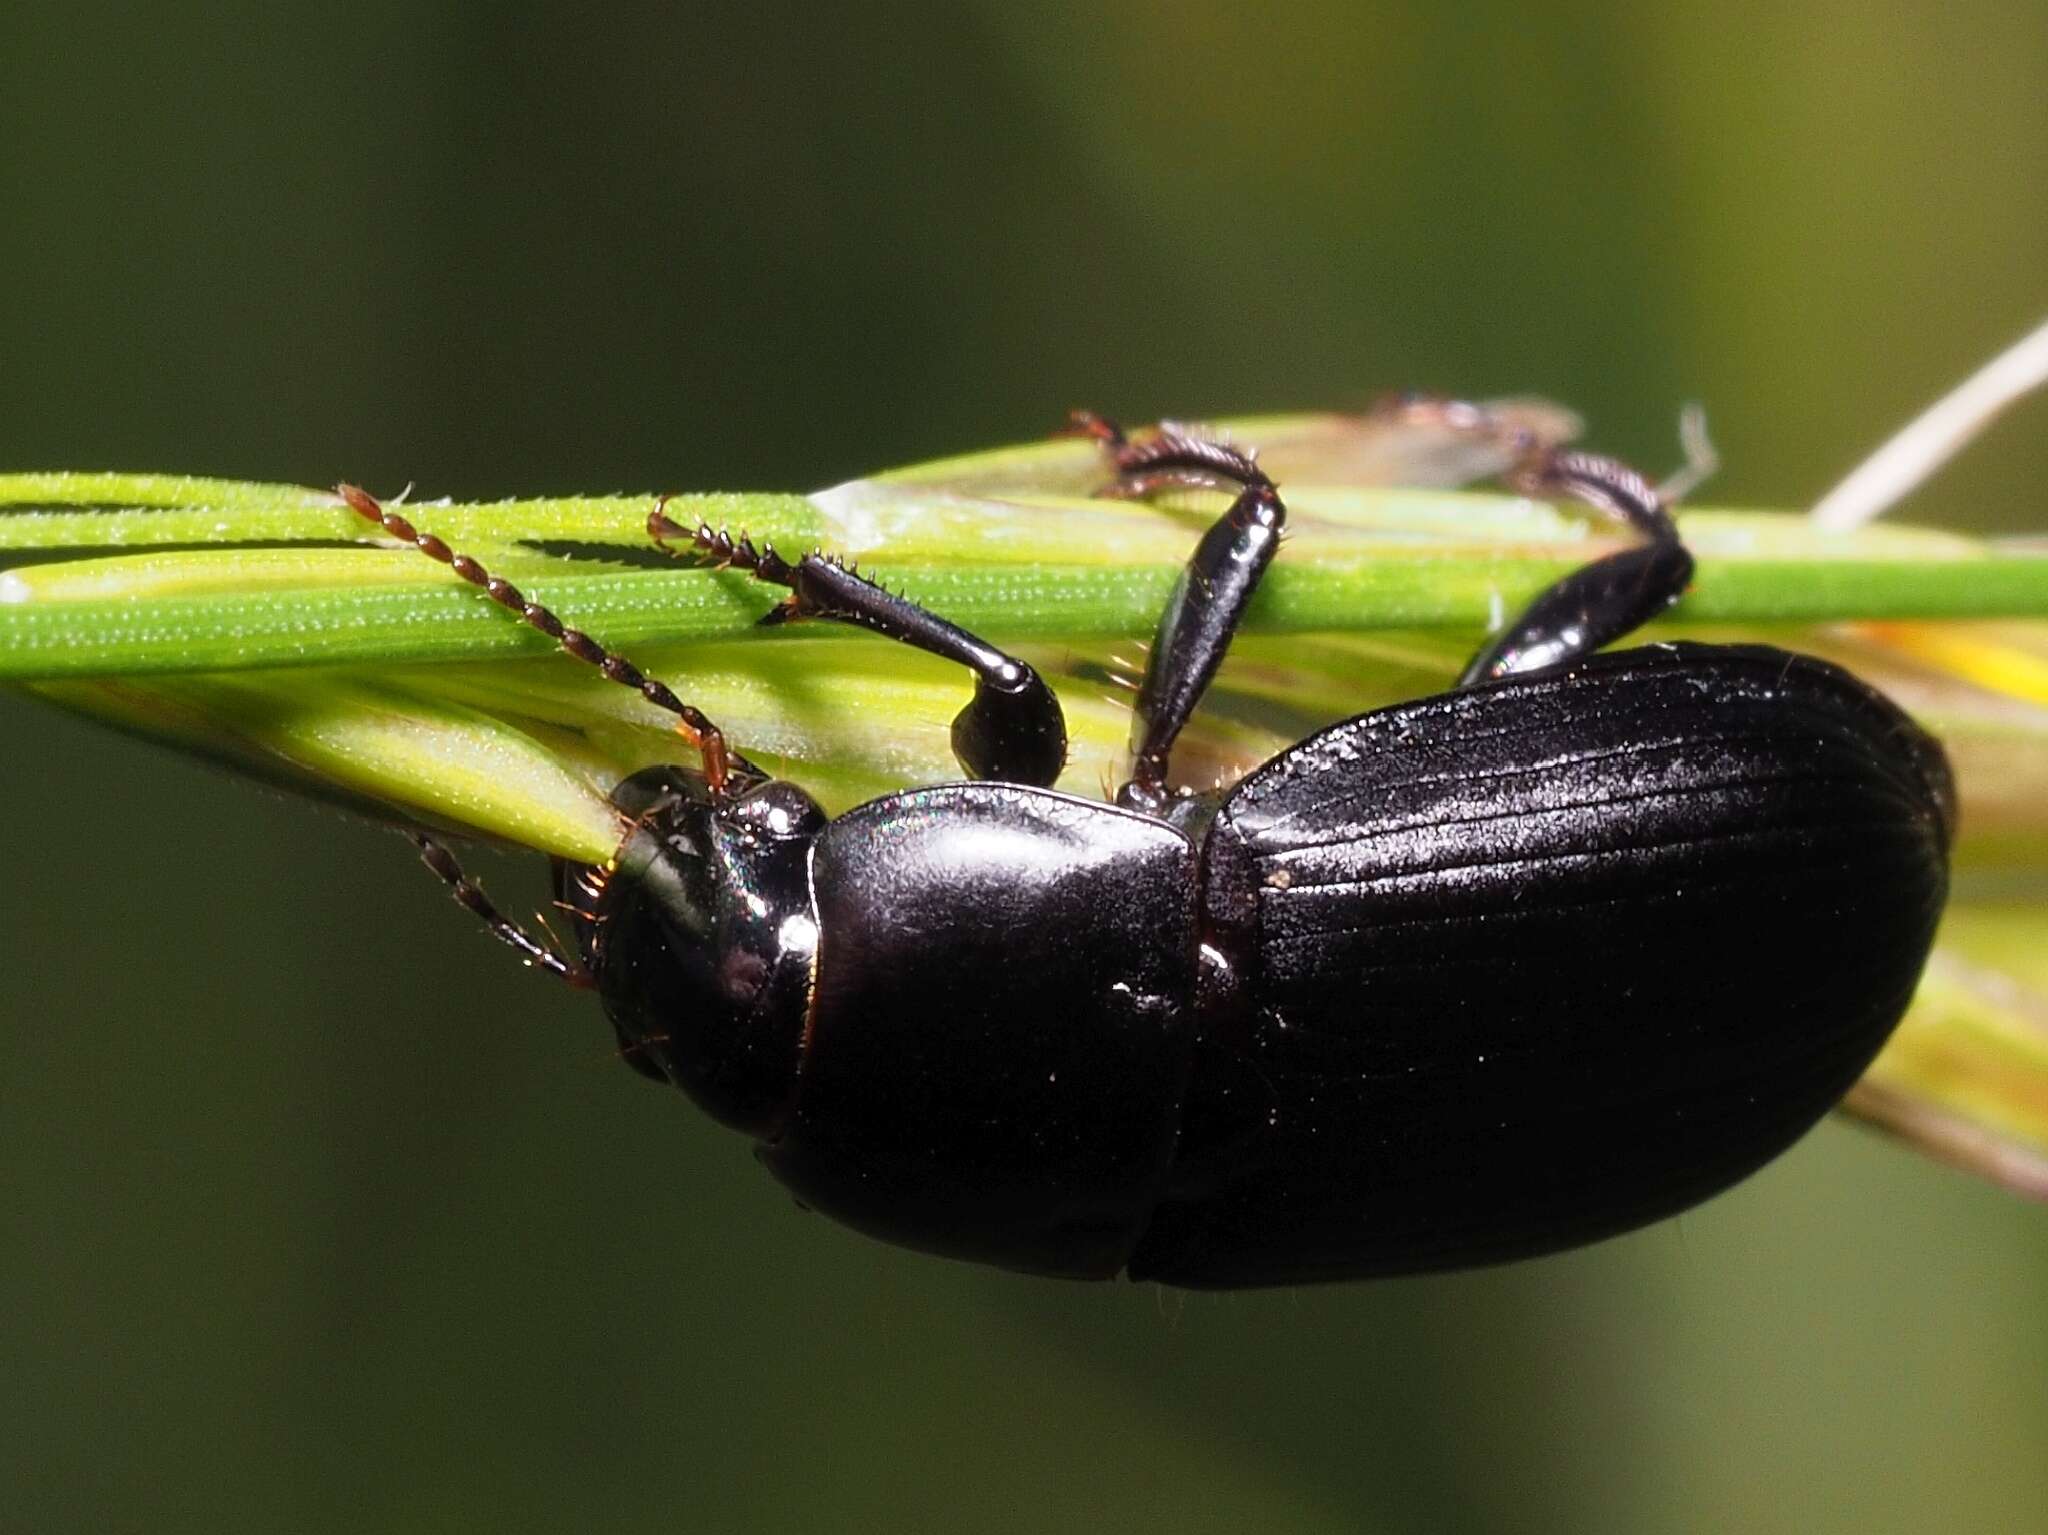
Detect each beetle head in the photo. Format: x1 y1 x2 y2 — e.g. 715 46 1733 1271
575 764 826 1138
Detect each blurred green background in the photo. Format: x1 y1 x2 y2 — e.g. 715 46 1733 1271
4 5 2047 1531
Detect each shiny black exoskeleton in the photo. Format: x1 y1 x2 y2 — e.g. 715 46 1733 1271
351 403 1954 1287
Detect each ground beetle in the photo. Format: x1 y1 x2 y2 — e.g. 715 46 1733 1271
341 400 1954 1288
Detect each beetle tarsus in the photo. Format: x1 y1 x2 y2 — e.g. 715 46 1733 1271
653 506 802 588
1096 424 1274 504
1063 407 1129 450
410 832 593 988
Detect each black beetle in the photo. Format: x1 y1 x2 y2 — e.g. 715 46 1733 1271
341 402 1953 1288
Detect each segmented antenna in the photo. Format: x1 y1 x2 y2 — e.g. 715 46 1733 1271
337 483 734 796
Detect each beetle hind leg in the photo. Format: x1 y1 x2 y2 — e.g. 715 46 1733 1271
1453 418 1700 687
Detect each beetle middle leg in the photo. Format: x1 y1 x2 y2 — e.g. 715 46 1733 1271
1071 414 1288 816
648 502 1067 786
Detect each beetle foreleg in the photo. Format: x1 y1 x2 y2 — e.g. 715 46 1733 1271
650 505 1067 786
409 833 593 988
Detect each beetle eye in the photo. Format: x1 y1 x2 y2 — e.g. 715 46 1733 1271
730 780 827 841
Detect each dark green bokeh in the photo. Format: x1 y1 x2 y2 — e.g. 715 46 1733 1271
4 6 2046 1530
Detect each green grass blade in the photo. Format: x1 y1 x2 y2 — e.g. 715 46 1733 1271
7 484 2048 679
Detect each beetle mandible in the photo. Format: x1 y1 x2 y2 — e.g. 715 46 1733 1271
341 401 1953 1288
